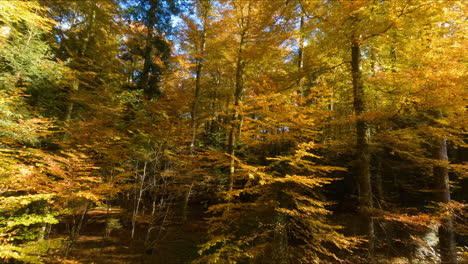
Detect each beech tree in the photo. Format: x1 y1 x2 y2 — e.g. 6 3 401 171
122 0 180 98
0 0 466 263
0 1 110 261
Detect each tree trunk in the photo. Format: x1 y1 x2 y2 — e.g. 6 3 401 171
375 157 384 206
434 137 457 264
297 10 304 72
297 8 306 99
351 38 375 261
132 161 147 240
139 41 154 97
273 212 288 264
183 1 211 221
65 203 91 257
139 3 159 98
190 0 210 153
65 6 96 122
65 78 78 122
227 2 250 194
227 51 243 193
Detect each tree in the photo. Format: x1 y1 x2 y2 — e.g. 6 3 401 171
1 0 466 263
380 3 466 260
123 0 180 98
0 2 62 262
193 1 360 263
0 2 105 262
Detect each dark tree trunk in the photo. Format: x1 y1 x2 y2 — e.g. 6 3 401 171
139 41 155 97
434 137 457 264
190 0 210 153
351 38 375 261
138 3 161 98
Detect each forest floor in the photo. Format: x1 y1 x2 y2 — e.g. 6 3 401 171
51 207 206 264
48 207 468 264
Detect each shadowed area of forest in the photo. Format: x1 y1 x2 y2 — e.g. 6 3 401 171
0 0 467 263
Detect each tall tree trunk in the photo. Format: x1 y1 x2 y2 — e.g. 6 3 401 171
297 8 305 99
65 5 96 122
351 38 375 261
370 48 384 207
434 136 457 264
139 3 159 98
190 0 210 153
227 36 245 194
297 10 304 72
227 1 250 194
139 39 154 97
183 0 211 221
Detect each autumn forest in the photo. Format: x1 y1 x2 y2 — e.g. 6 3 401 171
0 0 466 263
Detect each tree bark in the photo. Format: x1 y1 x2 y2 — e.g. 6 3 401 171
183 0 211 221
297 8 305 99
139 2 160 98
64 5 96 122
434 137 457 264
351 38 375 260
190 0 210 153
227 37 244 193
297 10 304 71
227 1 250 194
273 212 288 264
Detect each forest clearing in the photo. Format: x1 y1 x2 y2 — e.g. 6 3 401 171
0 0 467 263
